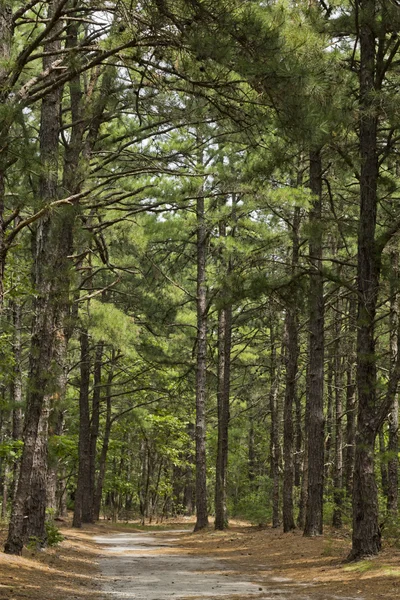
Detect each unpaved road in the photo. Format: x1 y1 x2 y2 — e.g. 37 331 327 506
94 531 364 600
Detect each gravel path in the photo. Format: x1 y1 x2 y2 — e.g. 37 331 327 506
94 531 265 600
94 531 364 600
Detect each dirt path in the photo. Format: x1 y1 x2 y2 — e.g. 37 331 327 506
94 531 262 599
93 530 364 600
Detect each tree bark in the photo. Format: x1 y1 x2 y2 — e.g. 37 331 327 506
387 249 399 514
5 0 63 554
348 0 383 560
332 297 344 529
214 304 231 529
87 342 103 522
344 297 357 497
93 365 114 521
0 1 12 308
269 324 281 529
283 208 300 533
304 149 325 537
72 330 92 528
11 300 23 501
215 214 232 531
194 193 209 531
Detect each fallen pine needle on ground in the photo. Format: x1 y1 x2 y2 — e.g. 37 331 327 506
0 519 399 600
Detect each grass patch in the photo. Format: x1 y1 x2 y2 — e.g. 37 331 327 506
344 560 380 574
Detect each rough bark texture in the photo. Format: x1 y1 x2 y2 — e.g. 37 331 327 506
283 209 300 533
349 0 382 560
194 194 209 531
215 215 232 531
214 304 231 530
5 1 63 554
304 149 325 537
387 249 399 514
25 402 49 545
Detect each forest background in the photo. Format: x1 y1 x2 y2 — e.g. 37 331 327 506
0 0 399 564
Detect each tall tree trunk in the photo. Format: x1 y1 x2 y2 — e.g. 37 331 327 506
304 149 325 537
88 342 103 522
294 389 303 488
215 214 232 531
72 330 92 528
5 0 63 554
25 402 50 545
194 193 209 531
387 249 399 514
348 0 382 560
93 366 114 521
379 427 388 499
214 303 231 530
344 297 357 497
0 1 12 307
332 298 344 528
11 300 23 501
269 324 281 529
283 208 300 533
325 355 334 484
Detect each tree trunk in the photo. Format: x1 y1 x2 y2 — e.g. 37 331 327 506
215 214 232 531
5 1 63 554
294 390 303 489
379 427 388 499
194 194 209 531
344 297 357 497
72 330 92 528
25 402 50 545
387 249 399 514
93 367 114 521
283 208 300 533
325 355 334 484
332 298 344 529
269 324 281 529
304 149 325 537
214 304 231 529
349 0 382 559
0 1 12 307
88 342 103 522
11 300 23 501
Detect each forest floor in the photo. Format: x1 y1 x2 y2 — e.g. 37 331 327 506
0 519 399 600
